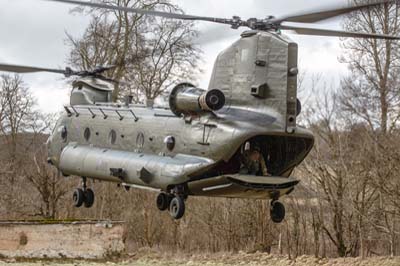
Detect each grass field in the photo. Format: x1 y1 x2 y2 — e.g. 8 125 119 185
1 253 400 266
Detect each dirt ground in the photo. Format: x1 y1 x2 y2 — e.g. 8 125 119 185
1 252 400 266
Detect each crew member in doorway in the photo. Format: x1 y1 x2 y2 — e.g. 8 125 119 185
240 142 269 176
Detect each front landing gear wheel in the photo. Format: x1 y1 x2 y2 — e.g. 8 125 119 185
156 193 171 211
270 201 285 224
73 177 95 209
73 188 84 208
84 188 95 208
169 196 185 220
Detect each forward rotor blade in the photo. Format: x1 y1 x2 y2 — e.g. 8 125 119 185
45 0 231 25
280 23 400 40
0 63 66 75
274 0 395 23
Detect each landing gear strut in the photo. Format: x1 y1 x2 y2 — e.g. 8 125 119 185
73 177 95 208
270 200 285 223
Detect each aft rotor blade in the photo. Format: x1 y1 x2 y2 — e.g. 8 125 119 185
274 0 395 23
0 63 66 75
45 0 231 25
280 23 400 40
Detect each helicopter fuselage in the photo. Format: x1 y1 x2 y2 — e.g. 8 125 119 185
45 30 316 202
47 103 314 198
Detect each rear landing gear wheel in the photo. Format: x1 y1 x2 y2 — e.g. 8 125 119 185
169 196 185 220
73 188 84 208
84 188 95 208
156 193 171 211
270 201 285 224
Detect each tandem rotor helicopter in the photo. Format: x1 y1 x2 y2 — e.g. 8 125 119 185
0 0 398 223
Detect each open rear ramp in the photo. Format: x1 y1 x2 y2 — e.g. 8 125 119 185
188 174 300 199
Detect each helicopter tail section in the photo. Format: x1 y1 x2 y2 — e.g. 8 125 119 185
208 30 299 133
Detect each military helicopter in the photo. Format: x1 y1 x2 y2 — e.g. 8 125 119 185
0 0 398 223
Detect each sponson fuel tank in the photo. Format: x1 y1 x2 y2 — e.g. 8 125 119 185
59 144 215 190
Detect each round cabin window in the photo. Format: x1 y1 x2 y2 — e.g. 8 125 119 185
136 132 145 148
109 130 117 145
164 136 176 151
60 126 68 142
84 128 91 142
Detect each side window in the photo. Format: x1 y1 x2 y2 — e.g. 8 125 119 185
60 126 68 142
136 132 145 148
109 130 117 145
84 128 91 142
164 136 176 151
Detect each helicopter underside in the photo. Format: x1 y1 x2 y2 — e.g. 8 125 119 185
186 134 313 199
188 174 299 200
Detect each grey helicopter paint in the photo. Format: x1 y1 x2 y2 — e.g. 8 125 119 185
0 0 398 223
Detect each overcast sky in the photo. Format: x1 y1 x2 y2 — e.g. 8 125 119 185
0 0 351 113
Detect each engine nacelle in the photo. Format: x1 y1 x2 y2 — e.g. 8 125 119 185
169 83 225 117
70 77 113 105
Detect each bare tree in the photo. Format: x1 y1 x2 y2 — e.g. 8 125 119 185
0 74 43 157
23 145 69 219
66 0 200 102
127 7 200 101
0 74 66 220
338 1 400 256
340 1 400 133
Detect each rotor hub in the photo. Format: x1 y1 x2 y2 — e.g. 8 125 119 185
229 16 278 31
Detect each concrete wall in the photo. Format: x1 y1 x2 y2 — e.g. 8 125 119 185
0 221 125 259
